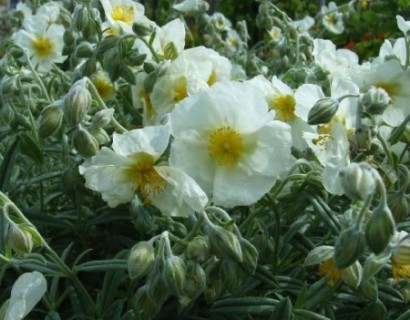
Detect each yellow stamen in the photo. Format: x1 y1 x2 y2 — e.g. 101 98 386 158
125 153 166 202
270 94 296 122
318 258 343 286
33 37 53 58
208 127 244 166
325 14 335 26
392 257 410 282
207 71 217 86
92 73 115 101
173 78 188 102
112 5 134 24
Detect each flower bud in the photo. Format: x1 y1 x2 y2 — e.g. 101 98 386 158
63 28 77 47
162 255 187 296
339 162 376 200
219 259 240 292
186 236 210 263
38 104 64 139
342 261 363 288
89 126 110 145
183 261 206 300
63 83 91 127
308 98 339 125
360 86 390 115
239 237 258 274
75 42 94 58
128 241 155 280
134 285 161 319
388 191 409 222
72 125 99 158
391 234 410 266
359 278 378 301
365 205 396 255
206 224 243 262
334 227 365 269
7 224 33 255
73 7 89 32
132 22 153 37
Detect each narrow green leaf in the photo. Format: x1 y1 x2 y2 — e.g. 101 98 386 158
294 309 331 320
18 132 43 164
0 137 19 192
270 297 292 320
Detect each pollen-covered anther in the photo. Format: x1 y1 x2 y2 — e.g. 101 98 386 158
208 126 244 166
112 5 134 24
271 94 296 122
126 153 166 201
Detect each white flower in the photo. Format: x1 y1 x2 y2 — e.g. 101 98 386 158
321 2 344 34
295 77 359 195
313 39 362 80
396 15 410 35
169 81 293 208
100 0 151 34
378 38 407 67
79 125 208 217
268 26 283 43
292 15 315 34
172 0 209 14
150 46 232 123
353 59 410 126
133 18 186 61
210 12 232 31
247 75 313 150
13 17 66 72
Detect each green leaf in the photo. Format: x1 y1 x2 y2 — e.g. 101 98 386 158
4 271 47 320
270 297 292 320
74 259 127 272
18 132 43 164
294 309 331 320
0 137 19 192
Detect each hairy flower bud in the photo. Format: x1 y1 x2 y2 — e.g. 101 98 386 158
73 125 99 158
75 42 94 58
308 98 339 125
360 86 390 115
339 162 377 200
128 241 155 280
63 83 91 127
388 191 409 223
162 255 187 296
206 224 243 262
239 237 258 274
183 261 206 300
365 205 396 255
73 7 89 32
134 285 161 319
38 104 64 139
7 224 33 255
89 126 110 145
63 28 77 47
334 227 365 269
186 236 210 263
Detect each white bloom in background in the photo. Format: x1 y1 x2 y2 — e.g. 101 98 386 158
35 1 61 25
79 125 208 217
100 0 150 34
225 29 241 54
247 75 313 150
268 26 283 43
396 15 410 36
169 81 293 208
321 2 344 34
173 0 209 14
353 59 410 126
134 18 186 61
13 17 65 72
150 46 232 123
210 12 232 31
313 39 362 80
292 15 315 34
295 78 359 195
378 38 406 66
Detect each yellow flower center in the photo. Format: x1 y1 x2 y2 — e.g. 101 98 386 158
318 258 343 286
312 123 333 145
270 94 296 122
208 127 244 166
392 257 410 282
112 5 134 24
125 153 166 202
325 14 336 26
33 37 53 58
92 73 114 101
375 83 396 101
207 71 217 86
174 78 188 102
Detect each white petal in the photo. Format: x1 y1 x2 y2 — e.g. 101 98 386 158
112 125 170 157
